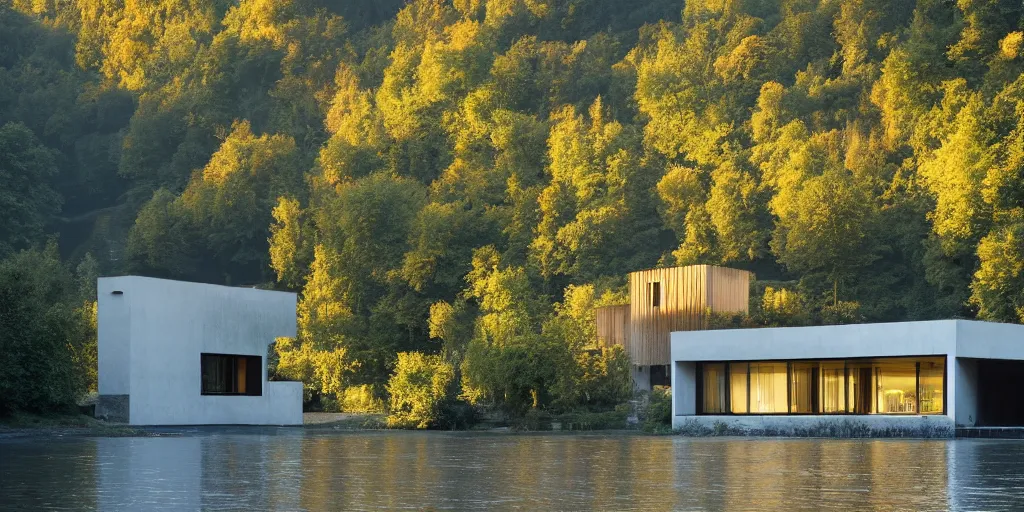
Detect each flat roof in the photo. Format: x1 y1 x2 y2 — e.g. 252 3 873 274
98 275 296 297
671 319 1024 363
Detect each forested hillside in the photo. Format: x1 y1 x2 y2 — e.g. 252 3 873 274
4 0 1024 420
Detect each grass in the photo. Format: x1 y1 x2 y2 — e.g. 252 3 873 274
0 411 145 437
303 413 388 430
505 407 631 432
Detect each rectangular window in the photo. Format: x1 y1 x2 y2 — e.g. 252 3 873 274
749 362 788 413
729 363 748 413
702 363 726 413
847 362 873 414
201 354 262 396
875 360 917 414
919 358 944 415
790 362 818 413
697 357 945 416
651 282 661 308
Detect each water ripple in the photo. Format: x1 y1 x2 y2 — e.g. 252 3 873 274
2 433 1024 510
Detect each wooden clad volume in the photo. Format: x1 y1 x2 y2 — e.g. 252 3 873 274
595 305 630 349
627 265 752 366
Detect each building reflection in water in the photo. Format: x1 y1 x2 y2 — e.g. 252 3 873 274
7 432 1024 510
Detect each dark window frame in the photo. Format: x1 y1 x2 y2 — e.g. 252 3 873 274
200 353 263 396
696 355 946 417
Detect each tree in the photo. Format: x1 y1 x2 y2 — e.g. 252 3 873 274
531 98 660 281
269 196 311 289
542 284 631 408
971 219 1024 322
460 246 557 411
768 132 881 305
0 122 61 257
0 243 89 414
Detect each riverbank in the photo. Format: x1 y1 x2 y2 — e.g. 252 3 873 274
0 412 148 439
0 410 659 438
303 412 388 430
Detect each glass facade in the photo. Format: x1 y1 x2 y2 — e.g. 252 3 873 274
698 356 945 415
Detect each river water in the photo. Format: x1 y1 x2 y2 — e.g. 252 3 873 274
2 430 1023 511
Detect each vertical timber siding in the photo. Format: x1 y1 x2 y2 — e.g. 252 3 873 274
595 305 630 350
627 265 752 366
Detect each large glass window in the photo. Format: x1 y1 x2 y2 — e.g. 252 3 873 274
697 356 945 416
875 360 917 414
749 362 788 413
919 358 944 414
729 363 748 413
702 363 726 413
790 362 818 413
819 362 846 413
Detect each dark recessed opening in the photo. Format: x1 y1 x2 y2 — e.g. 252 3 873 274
201 353 262 396
111 290 123 295
976 359 1024 426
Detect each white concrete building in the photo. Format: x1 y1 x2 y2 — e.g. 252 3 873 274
670 320 1024 435
96 276 303 425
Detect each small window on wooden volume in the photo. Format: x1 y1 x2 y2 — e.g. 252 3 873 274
651 282 661 307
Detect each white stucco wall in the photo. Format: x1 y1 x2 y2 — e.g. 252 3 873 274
669 319 1024 431
97 282 131 395
670 320 959 363
956 320 1024 360
672 361 696 417
98 276 302 426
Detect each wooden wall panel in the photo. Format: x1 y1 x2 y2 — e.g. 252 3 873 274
595 305 630 349
706 266 752 313
627 265 753 366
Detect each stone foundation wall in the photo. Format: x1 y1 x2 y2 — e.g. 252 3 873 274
95 394 129 423
673 415 955 438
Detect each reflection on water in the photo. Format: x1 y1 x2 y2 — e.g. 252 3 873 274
2 431 1024 511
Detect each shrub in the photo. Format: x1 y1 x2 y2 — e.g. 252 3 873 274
461 333 563 413
820 300 863 325
386 352 455 429
574 346 632 407
272 336 357 407
340 384 384 413
640 386 672 432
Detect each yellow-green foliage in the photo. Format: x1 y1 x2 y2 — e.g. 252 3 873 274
340 385 384 413
80 301 98 393
759 287 808 326
820 301 863 325
386 352 455 429
14 0 1024 418
269 196 308 289
273 336 356 403
573 346 632 406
